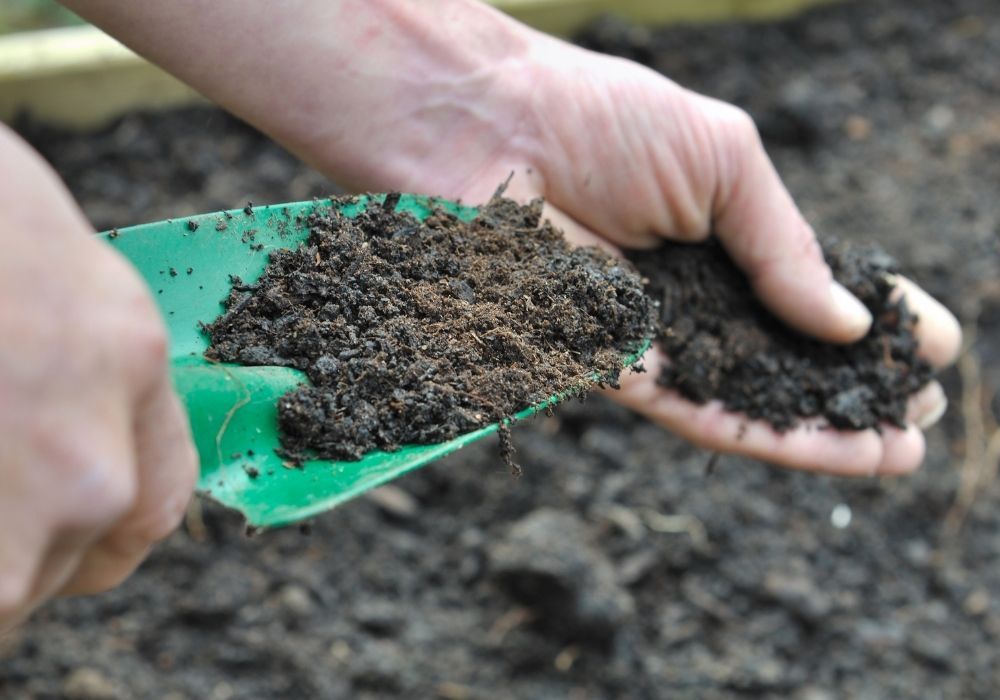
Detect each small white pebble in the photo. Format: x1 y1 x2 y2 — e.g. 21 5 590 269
926 104 955 132
831 504 852 529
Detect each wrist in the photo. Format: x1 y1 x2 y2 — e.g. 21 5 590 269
301 0 548 195
63 0 555 199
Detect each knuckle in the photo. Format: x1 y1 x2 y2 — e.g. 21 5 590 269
23 421 138 532
731 107 760 143
724 109 765 182
118 317 171 391
748 219 829 286
56 454 138 529
91 256 171 378
794 224 829 277
700 100 765 210
149 500 188 543
128 449 198 547
87 470 137 526
130 493 190 546
96 465 139 522
713 103 760 148
130 320 170 369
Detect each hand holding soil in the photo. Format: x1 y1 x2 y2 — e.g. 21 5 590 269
524 65 962 474
436 41 961 475
62 0 961 474
627 238 959 475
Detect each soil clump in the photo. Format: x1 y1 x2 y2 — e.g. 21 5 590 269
628 239 933 430
206 193 653 461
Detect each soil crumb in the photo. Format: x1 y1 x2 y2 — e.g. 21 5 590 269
627 238 934 431
206 193 653 461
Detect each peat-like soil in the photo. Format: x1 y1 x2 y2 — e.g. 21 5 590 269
628 238 932 430
6 1 1000 698
206 194 651 462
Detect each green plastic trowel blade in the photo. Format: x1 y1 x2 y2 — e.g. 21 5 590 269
102 195 646 529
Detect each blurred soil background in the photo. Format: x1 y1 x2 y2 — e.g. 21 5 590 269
4 0 1000 697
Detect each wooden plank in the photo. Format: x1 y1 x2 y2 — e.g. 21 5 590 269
493 0 839 35
0 27 200 127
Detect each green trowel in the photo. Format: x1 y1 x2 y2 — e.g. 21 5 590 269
102 194 645 529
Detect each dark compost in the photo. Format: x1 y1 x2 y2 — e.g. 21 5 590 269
205 194 653 461
628 238 933 431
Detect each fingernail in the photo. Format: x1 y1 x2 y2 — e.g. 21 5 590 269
830 281 873 336
916 385 948 430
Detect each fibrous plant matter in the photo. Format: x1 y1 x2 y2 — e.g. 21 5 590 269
206 193 653 462
627 238 934 431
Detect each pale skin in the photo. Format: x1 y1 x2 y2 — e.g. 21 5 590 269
0 0 961 629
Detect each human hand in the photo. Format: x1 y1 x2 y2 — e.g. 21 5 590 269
336 25 960 475
0 125 197 631
67 0 959 475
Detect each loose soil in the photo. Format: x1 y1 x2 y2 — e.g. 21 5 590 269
6 1 1000 698
628 238 932 430
205 194 652 462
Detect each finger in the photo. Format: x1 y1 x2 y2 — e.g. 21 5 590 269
0 438 51 628
648 391 884 475
543 203 621 255
875 423 926 476
2 405 135 627
25 534 94 613
0 123 92 235
60 376 197 596
0 502 50 630
906 381 948 430
889 275 962 368
698 96 873 344
613 348 885 475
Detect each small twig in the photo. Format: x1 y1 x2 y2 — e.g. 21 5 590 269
490 171 516 201
704 451 722 476
487 607 535 645
215 365 252 469
639 508 712 553
184 499 208 543
943 319 999 537
497 420 521 477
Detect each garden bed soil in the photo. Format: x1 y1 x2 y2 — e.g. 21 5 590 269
5 0 1000 698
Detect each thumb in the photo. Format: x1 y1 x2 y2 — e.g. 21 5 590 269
699 95 872 343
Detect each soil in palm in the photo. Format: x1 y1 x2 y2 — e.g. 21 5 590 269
627 238 934 431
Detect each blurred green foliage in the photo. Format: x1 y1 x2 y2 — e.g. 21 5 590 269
0 0 83 34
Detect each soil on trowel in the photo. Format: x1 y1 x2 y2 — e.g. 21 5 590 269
206 191 653 462
628 238 934 431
